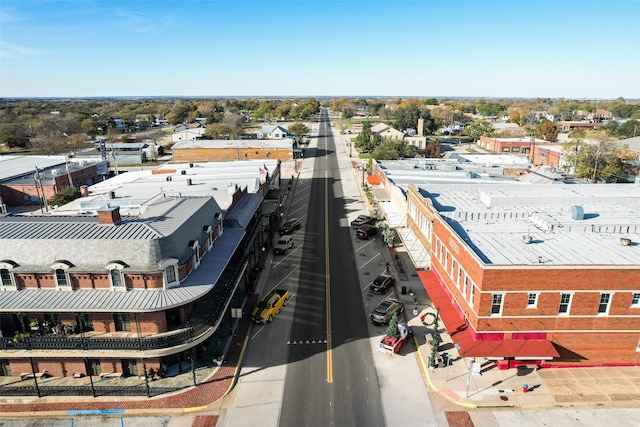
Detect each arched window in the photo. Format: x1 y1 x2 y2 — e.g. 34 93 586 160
189 240 201 270
158 258 180 289
50 261 73 290
0 261 17 290
106 261 128 291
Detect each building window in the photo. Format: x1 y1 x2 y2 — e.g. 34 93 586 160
244 153 248 158
512 147 520 152
166 265 176 283
502 147 510 152
0 359 11 376
159 258 180 289
631 293 640 307
106 262 127 291
490 293 504 316
527 293 538 308
110 269 124 288
0 268 15 288
470 285 476 306
558 293 572 315
55 269 70 288
463 276 469 296
113 313 131 332
451 260 457 279
457 267 462 289
598 293 611 315
86 358 101 376
50 261 73 290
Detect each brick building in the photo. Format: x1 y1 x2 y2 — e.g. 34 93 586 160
405 183 640 368
171 139 295 163
0 160 282 393
0 156 106 207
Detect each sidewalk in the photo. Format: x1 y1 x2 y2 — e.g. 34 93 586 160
339 126 640 415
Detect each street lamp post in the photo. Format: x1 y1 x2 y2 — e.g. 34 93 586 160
362 167 366 189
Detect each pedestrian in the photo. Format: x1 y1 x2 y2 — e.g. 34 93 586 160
385 262 390 273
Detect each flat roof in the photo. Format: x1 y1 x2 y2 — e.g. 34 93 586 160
424 183 640 266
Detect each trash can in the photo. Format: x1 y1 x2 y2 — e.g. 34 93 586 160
401 286 407 295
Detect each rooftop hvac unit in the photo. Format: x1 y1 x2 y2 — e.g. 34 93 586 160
465 171 475 179
50 168 61 176
570 205 584 220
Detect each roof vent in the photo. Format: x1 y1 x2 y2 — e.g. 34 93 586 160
570 205 584 220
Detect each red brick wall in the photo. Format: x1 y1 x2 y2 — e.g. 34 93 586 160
173 147 292 162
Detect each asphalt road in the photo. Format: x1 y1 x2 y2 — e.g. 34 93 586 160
277 109 384 426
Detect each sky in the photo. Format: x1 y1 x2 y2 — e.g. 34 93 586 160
1 0 639 99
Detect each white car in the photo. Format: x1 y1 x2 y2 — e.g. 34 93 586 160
273 235 294 254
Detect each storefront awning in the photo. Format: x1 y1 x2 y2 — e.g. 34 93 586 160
418 270 559 360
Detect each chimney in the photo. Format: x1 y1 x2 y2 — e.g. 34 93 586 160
80 185 89 197
98 206 121 225
418 118 424 136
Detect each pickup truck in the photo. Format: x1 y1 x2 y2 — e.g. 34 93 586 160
377 322 412 355
251 289 289 324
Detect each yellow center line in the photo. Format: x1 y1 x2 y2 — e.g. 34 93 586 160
324 122 333 384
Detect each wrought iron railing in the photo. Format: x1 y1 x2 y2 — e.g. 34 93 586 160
1 256 248 352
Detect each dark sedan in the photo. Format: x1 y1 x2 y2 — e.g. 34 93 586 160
351 215 375 228
356 224 377 239
279 218 301 235
369 274 396 294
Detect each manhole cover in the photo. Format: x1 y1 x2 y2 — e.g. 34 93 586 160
500 396 508 401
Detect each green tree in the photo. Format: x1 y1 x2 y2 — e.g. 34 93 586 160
288 122 309 143
393 104 436 135
355 122 376 153
48 186 81 207
615 119 640 139
386 313 400 338
536 121 559 142
466 120 494 142
371 139 415 160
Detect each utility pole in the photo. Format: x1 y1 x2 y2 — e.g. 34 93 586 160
592 141 603 183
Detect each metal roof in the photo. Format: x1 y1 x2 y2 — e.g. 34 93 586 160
0 228 244 312
426 184 640 266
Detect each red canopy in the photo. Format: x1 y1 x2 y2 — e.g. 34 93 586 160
418 270 559 360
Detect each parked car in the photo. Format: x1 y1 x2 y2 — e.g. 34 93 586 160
369 274 396 294
251 289 289 324
279 218 301 235
273 235 294 254
370 298 404 325
351 215 375 228
356 224 377 239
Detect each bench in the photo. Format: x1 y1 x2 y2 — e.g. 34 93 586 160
99 372 123 379
20 370 48 380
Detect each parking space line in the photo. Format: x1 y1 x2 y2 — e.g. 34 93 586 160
359 252 380 270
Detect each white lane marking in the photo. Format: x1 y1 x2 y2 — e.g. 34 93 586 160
359 252 380 270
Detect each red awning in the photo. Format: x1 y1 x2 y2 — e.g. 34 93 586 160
417 270 559 360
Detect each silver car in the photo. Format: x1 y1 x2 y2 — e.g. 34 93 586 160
370 298 404 325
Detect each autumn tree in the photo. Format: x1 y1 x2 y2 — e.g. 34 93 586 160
536 120 559 142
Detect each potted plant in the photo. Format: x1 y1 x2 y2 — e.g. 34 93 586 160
413 297 419 315
147 367 156 381
29 318 40 331
408 288 414 297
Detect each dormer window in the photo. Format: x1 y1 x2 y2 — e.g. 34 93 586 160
0 261 17 291
158 258 180 289
50 261 73 291
189 240 201 269
106 261 128 291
